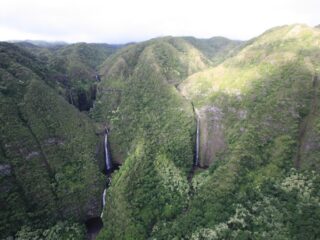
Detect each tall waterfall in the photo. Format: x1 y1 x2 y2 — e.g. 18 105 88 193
101 129 113 218
104 130 112 171
195 116 200 166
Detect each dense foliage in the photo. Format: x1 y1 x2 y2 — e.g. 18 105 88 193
94 37 202 239
166 24 320 239
15 41 122 111
182 36 242 65
14 221 85 240
0 42 104 239
1 24 320 240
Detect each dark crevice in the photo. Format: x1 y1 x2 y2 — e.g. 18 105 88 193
55 72 99 112
85 217 103 240
65 79 98 112
104 162 121 175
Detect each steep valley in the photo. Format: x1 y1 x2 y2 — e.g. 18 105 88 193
1 24 320 240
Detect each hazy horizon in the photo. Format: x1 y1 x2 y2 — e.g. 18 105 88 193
1 0 319 44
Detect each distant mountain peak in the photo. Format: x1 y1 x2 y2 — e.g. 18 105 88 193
9 39 68 47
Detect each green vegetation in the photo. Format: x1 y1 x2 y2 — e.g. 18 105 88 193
48 42 120 111
94 37 200 239
15 221 85 240
182 36 242 65
158 24 320 239
1 24 320 240
94 27 320 239
15 41 122 111
0 42 104 239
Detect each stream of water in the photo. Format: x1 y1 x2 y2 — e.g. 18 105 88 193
104 130 113 171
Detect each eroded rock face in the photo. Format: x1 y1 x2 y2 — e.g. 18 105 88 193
197 106 226 167
197 104 248 167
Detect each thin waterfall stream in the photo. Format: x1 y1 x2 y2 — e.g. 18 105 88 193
101 128 113 217
104 128 113 172
100 188 107 218
188 108 200 181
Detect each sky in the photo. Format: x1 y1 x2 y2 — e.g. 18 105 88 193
0 0 319 44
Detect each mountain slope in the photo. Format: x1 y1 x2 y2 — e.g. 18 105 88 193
182 36 243 64
93 36 215 157
92 36 239 239
1 24 320 240
180 24 320 168
95 27 320 239
0 42 104 238
15 42 123 111
149 24 320 239
50 43 121 111
94 36 202 239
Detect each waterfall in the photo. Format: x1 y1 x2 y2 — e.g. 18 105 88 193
101 129 113 218
104 130 112 171
100 188 107 218
102 189 106 208
195 116 200 166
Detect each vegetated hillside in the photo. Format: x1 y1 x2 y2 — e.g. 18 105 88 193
93 36 214 159
93 36 242 164
0 42 104 239
93 37 201 239
148 24 320 239
50 43 122 111
180 24 320 167
94 36 241 239
16 42 123 111
1 23 319 240
182 36 243 65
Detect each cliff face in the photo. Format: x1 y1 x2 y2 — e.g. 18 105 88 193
0 42 104 238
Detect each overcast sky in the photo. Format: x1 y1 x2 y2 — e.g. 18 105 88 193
0 0 319 44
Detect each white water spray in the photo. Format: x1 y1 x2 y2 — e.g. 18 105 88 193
100 188 107 218
104 131 112 171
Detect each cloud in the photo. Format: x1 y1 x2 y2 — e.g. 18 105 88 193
0 0 319 43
